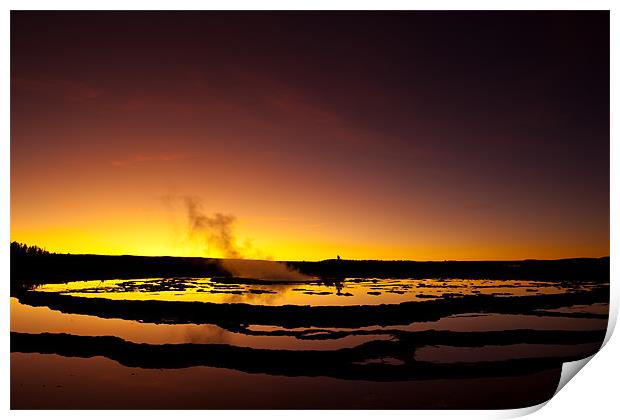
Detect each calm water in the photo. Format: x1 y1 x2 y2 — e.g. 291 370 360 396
11 277 609 409
32 277 591 305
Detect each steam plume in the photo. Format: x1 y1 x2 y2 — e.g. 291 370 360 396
183 196 313 281
186 198 240 259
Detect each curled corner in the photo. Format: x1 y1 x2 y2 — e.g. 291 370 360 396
554 355 595 396
498 400 549 418
494 357 596 420
546 289 616 405
602 287 618 348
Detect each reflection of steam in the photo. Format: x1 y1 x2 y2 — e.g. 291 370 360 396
183 196 313 281
221 284 287 305
184 324 230 345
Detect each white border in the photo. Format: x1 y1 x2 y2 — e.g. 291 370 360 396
3 2 617 419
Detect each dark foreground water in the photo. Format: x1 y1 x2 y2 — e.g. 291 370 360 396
11 277 609 409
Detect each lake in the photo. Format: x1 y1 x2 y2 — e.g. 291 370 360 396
11 276 609 409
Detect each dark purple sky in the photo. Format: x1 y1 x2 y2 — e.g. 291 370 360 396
11 11 610 260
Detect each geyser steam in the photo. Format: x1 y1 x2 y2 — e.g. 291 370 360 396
186 198 241 259
183 196 313 281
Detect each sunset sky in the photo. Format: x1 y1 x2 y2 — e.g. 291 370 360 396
10 11 609 261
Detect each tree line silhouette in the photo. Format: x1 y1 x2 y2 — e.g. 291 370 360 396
11 241 52 256
10 241 610 291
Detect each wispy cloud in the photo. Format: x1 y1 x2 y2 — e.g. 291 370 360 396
12 76 103 102
111 153 188 167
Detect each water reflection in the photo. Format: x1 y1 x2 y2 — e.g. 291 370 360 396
11 276 609 409
10 298 391 350
11 353 562 409
415 342 603 363
33 277 596 306
12 297 608 350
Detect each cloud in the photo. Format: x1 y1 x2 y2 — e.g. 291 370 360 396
111 153 188 166
12 76 102 102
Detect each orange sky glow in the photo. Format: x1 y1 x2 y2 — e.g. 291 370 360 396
11 12 609 261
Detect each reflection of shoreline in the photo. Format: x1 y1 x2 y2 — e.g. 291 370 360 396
31 277 597 306
11 279 610 408
10 352 563 410
15 284 609 328
10 298 607 350
11 331 602 381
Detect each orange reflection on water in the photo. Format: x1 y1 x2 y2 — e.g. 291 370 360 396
11 295 608 355
33 277 582 306
10 298 391 350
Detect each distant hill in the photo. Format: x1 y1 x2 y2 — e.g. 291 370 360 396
10 242 609 288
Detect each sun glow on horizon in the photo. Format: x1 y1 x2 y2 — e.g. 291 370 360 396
10 218 610 262
10 12 609 263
